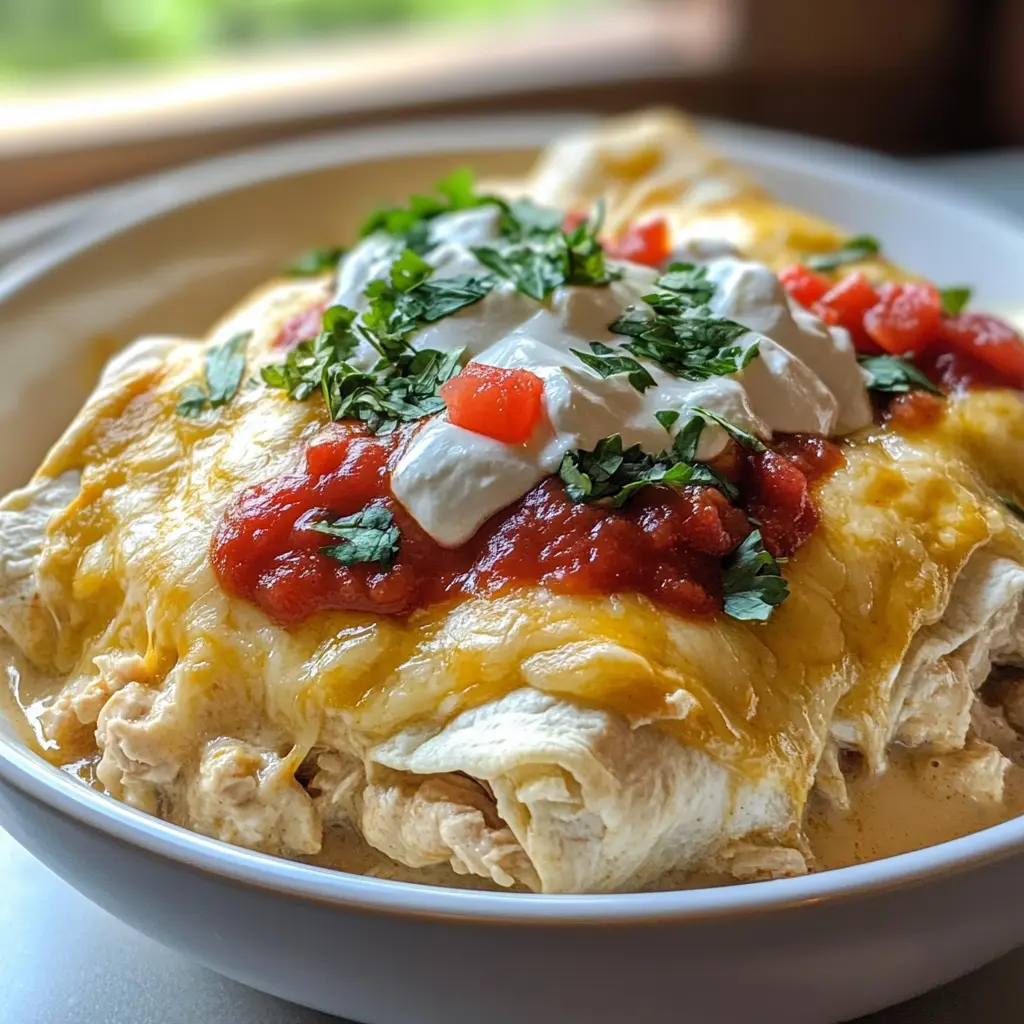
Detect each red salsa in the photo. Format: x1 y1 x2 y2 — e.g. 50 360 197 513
780 264 1024 393
212 425 841 624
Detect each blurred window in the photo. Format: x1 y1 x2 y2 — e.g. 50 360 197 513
0 0 595 84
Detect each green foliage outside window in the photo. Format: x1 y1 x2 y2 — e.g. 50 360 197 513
0 0 573 83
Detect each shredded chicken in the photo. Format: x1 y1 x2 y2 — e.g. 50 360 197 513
185 737 321 858
95 680 182 812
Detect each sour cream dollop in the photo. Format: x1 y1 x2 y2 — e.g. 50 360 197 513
333 208 872 547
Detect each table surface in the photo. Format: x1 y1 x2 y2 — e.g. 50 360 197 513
1 149 1023 1024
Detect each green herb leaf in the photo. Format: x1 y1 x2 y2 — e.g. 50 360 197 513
693 407 767 452
205 332 250 407
389 248 433 292
472 243 566 302
311 506 400 570
858 353 942 396
263 247 487 434
940 286 972 316
176 383 210 419
498 198 563 240
1000 494 1024 520
670 414 707 462
654 262 715 306
655 409 680 431
359 167 495 252
556 413 736 509
571 342 656 393
722 530 790 621
472 200 620 302
611 302 756 381
806 235 882 272
260 307 358 400
176 332 251 417
286 246 347 277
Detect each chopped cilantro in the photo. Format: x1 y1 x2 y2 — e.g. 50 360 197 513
262 249 488 432
557 415 737 508
359 167 494 253
286 246 347 277
858 353 942 396
497 198 564 240
609 263 757 381
177 332 250 418
472 199 620 302
722 530 790 622
940 286 972 316
260 307 357 400
472 243 566 301
693 407 767 452
806 235 882 272
655 409 680 431
558 434 690 507
571 341 656 393
311 506 400 570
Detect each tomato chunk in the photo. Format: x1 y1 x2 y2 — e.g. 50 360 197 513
863 282 942 355
939 313 1024 387
440 363 545 443
813 272 880 353
607 218 671 268
778 264 832 308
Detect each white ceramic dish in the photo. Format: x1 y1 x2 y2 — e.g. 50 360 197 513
1 115 1024 1024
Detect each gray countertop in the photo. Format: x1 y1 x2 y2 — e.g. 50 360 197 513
2 148 1023 1024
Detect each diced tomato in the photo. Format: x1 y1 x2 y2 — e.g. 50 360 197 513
939 312 1024 387
440 363 545 444
778 264 832 308
862 282 942 355
607 218 671 268
274 300 327 349
813 272 880 353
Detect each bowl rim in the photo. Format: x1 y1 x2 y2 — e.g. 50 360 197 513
2 111 1024 925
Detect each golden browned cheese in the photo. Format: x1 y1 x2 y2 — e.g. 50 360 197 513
9 109 1024 839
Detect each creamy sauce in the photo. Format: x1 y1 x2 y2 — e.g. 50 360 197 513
326 207 873 546
808 751 1024 871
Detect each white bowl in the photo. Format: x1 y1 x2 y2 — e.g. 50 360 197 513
1 115 1024 1024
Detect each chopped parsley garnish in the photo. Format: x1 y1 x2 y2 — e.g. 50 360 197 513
571 341 656 393
177 331 251 418
940 286 972 316
858 353 942 396
692 407 767 452
472 199 620 301
323 347 462 434
311 506 400 570
609 263 757 381
1000 494 1024 520
357 248 495 361
262 249 489 432
359 167 492 253
557 414 737 508
806 235 882 272
286 246 347 277
722 530 789 622
260 306 358 400
497 198 564 240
